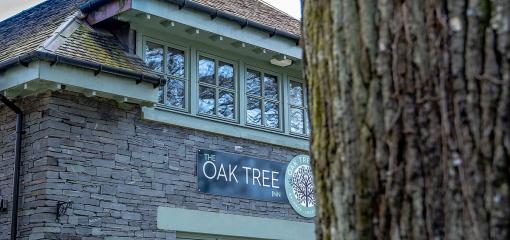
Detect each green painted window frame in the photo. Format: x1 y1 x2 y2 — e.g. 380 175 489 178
138 31 310 145
245 65 283 132
196 51 239 122
143 36 191 112
288 77 310 137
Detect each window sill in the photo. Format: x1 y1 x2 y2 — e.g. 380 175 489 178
142 107 309 151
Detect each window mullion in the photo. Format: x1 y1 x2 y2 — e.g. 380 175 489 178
261 72 266 126
214 59 219 116
163 46 168 105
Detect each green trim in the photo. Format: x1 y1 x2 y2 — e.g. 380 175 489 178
177 232 264 240
142 107 309 150
0 62 157 104
39 62 158 102
131 0 302 58
157 207 314 240
143 36 191 111
287 77 310 137
195 51 239 121
244 66 284 132
137 30 309 146
0 63 40 91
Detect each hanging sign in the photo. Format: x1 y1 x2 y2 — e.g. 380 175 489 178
197 149 316 218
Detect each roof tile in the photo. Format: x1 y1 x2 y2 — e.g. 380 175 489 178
192 0 301 36
0 0 300 75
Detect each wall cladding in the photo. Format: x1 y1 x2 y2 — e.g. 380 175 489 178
0 90 310 240
0 93 53 240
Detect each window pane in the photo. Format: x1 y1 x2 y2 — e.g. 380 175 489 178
247 97 262 125
198 57 215 84
198 86 215 115
218 62 234 89
158 84 165 104
290 81 304 106
264 101 279 128
306 110 311 135
290 108 304 134
167 47 185 77
218 91 235 119
246 70 261 96
166 79 185 108
145 42 163 72
264 74 278 101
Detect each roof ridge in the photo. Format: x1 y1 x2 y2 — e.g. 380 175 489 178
38 11 83 53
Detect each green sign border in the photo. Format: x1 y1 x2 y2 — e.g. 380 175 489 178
285 155 316 218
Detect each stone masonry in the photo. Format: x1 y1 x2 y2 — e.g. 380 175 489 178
0 90 310 240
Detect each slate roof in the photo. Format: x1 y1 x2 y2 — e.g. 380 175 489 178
0 0 300 75
55 24 154 75
0 0 81 63
193 0 301 36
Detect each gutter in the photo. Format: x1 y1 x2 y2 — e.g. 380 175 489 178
0 94 23 240
0 51 164 88
79 0 301 44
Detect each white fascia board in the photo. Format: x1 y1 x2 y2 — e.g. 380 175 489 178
0 63 40 91
142 107 309 151
131 0 302 59
39 62 158 102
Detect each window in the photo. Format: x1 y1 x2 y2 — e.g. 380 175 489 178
145 41 187 109
198 55 236 120
246 69 280 129
289 80 310 135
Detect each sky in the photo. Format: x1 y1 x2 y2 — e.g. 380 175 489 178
0 0 301 21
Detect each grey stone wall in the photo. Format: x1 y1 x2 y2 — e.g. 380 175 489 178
1 93 54 240
0 100 16 239
0 90 310 240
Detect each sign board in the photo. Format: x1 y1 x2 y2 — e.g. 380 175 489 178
197 149 316 217
197 149 288 203
285 155 316 218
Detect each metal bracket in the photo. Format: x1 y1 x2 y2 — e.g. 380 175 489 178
56 201 73 222
0 198 7 212
94 65 103 76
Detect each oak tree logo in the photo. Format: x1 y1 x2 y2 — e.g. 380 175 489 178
289 165 315 207
285 155 316 218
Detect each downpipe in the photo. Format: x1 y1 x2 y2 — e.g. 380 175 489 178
0 94 23 240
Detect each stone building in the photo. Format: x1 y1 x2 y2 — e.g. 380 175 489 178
0 0 312 239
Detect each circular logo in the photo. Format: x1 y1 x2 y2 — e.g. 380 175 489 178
285 155 316 218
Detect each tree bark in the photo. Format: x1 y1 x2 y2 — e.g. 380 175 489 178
302 0 510 239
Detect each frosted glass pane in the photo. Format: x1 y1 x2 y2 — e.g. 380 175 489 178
145 42 163 73
247 97 262 125
246 70 261 96
166 79 185 108
198 57 215 84
290 81 304 106
218 91 235 119
198 86 215 115
167 47 185 77
264 74 278 101
264 101 279 128
218 62 234 89
290 108 304 134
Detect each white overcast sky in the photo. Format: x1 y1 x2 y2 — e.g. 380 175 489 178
0 0 301 21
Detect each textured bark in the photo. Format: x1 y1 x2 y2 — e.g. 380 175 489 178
302 0 510 239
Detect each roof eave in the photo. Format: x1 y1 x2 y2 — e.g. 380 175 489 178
0 51 165 88
79 0 301 44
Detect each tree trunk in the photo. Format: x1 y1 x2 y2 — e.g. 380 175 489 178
302 0 510 239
